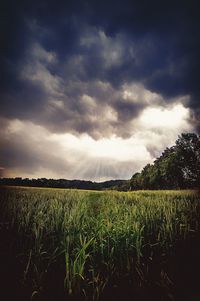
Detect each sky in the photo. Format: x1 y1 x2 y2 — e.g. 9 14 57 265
0 0 199 181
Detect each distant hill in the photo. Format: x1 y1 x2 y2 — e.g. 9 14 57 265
0 177 128 191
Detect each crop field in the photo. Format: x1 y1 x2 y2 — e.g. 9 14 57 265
0 187 200 301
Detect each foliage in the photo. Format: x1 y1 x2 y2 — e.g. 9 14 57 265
130 133 200 190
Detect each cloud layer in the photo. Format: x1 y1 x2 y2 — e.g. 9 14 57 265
0 0 199 179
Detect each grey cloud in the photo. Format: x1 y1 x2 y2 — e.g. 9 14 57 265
0 37 156 139
0 119 148 180
0 0 199 180
1 13 199 139
0 121 72 176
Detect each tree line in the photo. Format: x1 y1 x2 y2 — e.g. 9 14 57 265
130 133 200 190
0 177 125 190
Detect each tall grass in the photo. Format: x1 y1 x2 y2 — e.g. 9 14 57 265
0 187 199 300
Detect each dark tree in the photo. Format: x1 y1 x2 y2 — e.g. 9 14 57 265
130 133 200 190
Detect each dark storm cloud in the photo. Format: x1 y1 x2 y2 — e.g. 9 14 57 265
0 0 200 137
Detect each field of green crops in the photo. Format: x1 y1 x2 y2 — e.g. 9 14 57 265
0 187 200 301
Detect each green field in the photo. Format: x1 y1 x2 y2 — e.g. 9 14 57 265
0 187 200 301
